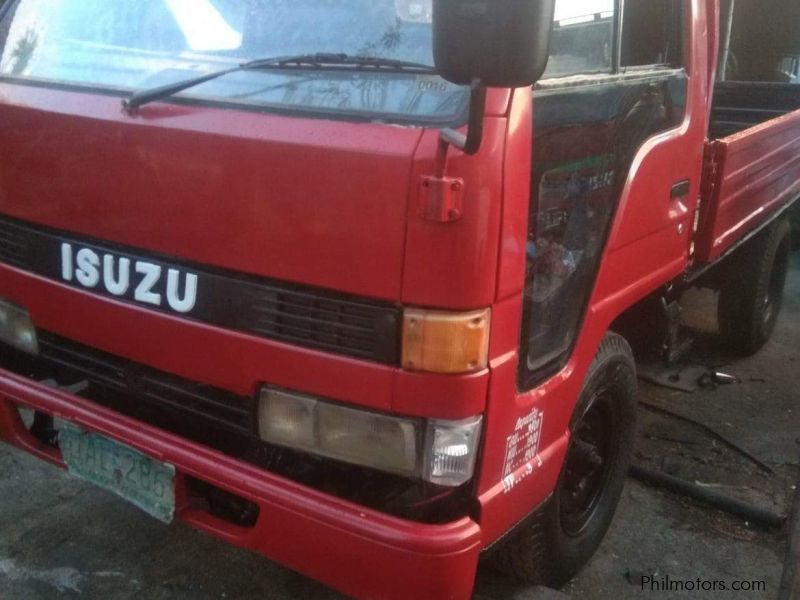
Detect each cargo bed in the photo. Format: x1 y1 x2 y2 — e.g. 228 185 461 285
697 82 800 262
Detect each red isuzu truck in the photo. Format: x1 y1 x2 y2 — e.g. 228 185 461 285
0 0 797 598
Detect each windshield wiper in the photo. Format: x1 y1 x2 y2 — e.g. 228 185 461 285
123 53 437 113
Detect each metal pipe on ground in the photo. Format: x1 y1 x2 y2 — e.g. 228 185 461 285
778 459 800 600
629 465 786 529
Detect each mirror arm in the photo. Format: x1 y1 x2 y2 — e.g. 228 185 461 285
439 79 486 156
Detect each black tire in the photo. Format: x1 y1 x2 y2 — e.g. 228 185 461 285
790 202 800 249
492 333 638 587
718 219 792 355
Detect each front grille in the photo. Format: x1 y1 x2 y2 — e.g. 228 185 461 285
0 215 401 364
37 332 255 436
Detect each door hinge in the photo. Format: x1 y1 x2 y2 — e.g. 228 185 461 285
419 176 464 223
701 144 720 200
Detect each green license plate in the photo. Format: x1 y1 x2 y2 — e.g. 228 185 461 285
59 425 175 523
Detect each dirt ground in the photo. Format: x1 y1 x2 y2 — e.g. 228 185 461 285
1 252 798 599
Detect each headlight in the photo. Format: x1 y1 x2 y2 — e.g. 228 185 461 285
317 402 419 476
258 387 482 486
258 388 316 450
0 298 38 355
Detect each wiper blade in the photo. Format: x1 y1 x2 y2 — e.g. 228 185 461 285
123 53 437 112
306 53 437 72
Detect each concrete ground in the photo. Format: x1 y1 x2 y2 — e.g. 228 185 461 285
1 252 798 599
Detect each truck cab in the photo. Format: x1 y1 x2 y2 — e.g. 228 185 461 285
0 1 795 599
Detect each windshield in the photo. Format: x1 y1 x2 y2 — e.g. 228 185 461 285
0 0 467 124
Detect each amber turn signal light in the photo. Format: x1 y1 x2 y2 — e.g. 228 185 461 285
401 308 491 374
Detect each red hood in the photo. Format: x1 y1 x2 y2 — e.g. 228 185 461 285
0 83 422 301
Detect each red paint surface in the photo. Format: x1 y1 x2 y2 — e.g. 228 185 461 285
0 2 798 598
0 83 421 302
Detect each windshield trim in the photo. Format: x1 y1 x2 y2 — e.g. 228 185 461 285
0 73 470 129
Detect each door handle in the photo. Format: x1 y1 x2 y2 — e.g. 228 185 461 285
671 179 691 199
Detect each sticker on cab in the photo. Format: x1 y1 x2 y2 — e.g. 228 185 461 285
502 407 544 493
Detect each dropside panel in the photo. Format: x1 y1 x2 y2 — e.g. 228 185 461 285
696 109 800 263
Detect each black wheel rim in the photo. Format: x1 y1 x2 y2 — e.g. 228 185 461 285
560 388 617 537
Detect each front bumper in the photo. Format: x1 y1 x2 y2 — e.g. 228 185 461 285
0 368 482 600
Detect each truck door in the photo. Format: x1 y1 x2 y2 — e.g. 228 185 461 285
476 0 711 546
519 0 707 387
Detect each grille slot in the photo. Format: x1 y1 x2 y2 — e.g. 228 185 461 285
0 221 27 268
37 333 255 436
249 289 396 361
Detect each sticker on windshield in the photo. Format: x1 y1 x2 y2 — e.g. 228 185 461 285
415 75 454 94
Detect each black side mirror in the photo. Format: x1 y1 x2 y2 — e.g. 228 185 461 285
433 0 556 88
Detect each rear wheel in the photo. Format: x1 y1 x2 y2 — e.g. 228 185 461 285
718 219 791 355
493 333 638 587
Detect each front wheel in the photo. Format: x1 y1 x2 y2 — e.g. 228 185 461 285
493 333 638 587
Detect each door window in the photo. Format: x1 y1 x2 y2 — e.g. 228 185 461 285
543 0 616 78
621 0 684 68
